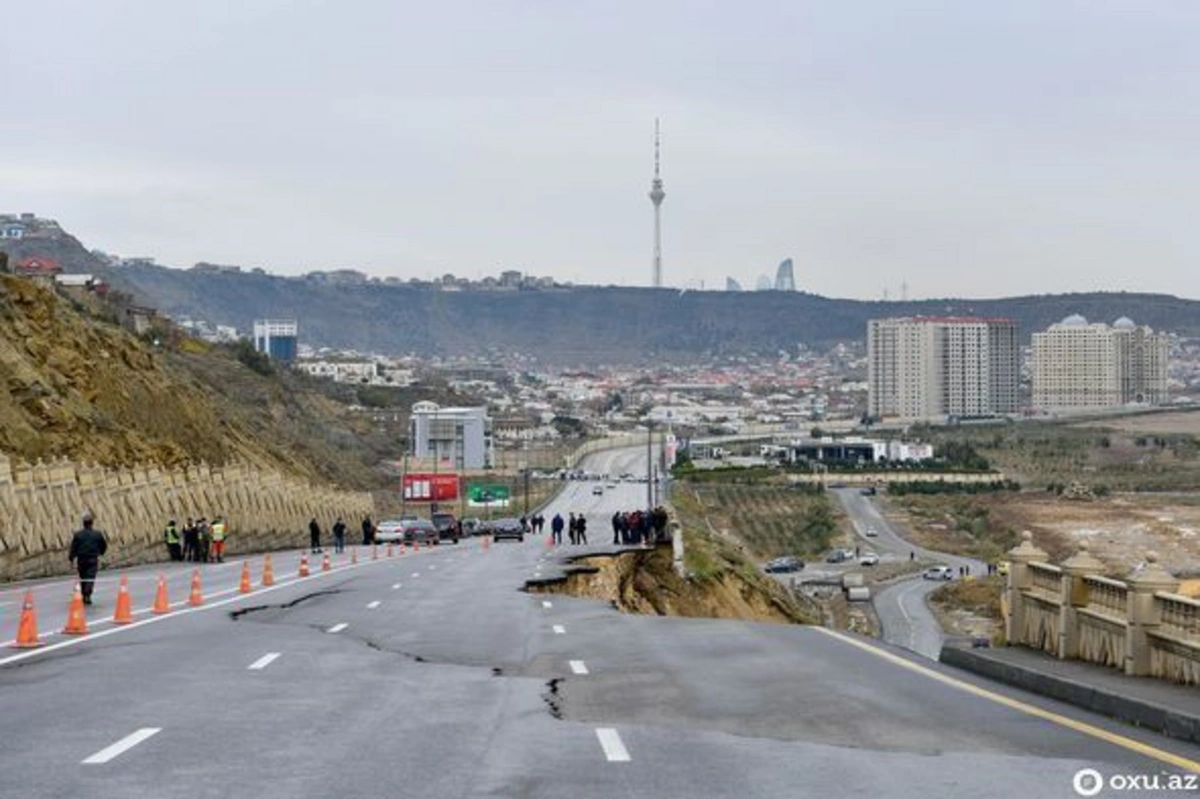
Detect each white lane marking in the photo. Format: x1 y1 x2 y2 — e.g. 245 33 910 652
429 565 436 570
392 583 401 590
82 728 162 764
0 551 394 667
553 624 566 635
595 728 630 762
569 659 589 675
367 601 381 609
412 573 421 578
247 652 281 671
542 601 552 609
327 623 348 633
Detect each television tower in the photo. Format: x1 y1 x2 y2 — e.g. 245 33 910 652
649 118 666 288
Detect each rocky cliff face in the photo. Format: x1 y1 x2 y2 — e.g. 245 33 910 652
0 275 379 488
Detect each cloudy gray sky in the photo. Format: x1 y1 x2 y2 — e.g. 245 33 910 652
4 1 1199 299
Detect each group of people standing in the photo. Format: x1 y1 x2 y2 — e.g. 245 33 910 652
309 516 378 553
547 512 588 545
611 507 669 546
162 516 228 563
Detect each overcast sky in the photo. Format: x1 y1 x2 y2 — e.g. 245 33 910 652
4 1 1199 299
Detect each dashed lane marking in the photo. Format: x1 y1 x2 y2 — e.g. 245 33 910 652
327 623 348 634
82 728 162 764
569 660 589 675
811 627 1200 773
367 601 381 609
248 653 281 670
412 573 421 578
392 583 401 590
553 625 566 635
542 601 552 609
595 728 630 762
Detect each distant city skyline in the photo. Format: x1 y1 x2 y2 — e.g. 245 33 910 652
5 2 1200 300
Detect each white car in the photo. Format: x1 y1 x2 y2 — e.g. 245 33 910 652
859 552 880 566
865 527 878 537
374 519 405 543
923 566 954 581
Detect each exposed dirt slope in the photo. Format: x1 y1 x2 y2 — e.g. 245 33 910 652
531 545 817 624
0 275 377 488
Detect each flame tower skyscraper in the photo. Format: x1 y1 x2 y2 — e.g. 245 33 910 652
648 119 666 288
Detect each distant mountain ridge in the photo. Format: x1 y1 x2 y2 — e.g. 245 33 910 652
4 227 1199 364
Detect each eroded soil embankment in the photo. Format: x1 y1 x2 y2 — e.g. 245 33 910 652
530 545 815 624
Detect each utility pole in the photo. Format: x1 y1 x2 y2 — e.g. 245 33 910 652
646 422 654 511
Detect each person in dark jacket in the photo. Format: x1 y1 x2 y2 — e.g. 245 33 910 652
332 518 346 554
550 513 564 545
576 514 587 545
309 518 322 553
182 518 199 562
361 516 374 546
568 512 578 545
612 512 622 545
69 511 108 605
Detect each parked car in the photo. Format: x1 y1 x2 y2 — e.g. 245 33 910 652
858 552 880 567
374 519 405 543
864 526 878 537
461 517 484 536
431 512 460 544
764 556 804 573
592 485 604 496
923 565 954 581
490 517 525 542
825 548 855 564
399 513 422 526
403 520 439 547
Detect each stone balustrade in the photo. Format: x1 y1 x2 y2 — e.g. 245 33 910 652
0 453 374 582
1005 532 1200 685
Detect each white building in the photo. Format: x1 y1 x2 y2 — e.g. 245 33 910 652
409 401 493 470
868 317 1019 420
296 360 379 384
1032 315 1169 410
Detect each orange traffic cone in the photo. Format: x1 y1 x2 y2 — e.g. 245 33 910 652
13 590 42 648
321 552 331 572
239 561 252 594
152 574 170 614
387 542 394 558
262 554 275 587
63 584 88 635
351 547 358 565
299 553 310 577
113 575 133 624
188 569 204 607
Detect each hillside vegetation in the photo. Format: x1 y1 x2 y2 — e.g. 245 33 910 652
0 275 390 489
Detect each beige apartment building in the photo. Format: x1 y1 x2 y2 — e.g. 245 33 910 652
1032 315 1168 411
867 317 1019 421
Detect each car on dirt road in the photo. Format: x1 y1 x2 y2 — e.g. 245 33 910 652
764 556 804 573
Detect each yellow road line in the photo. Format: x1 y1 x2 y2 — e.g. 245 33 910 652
811 627 1200 773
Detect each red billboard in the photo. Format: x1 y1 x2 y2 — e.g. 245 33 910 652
402 473 459 502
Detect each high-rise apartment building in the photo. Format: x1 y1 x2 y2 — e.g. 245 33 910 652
868 317 1019 421
1032 315 1168 411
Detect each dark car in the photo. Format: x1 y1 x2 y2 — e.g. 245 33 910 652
431 512 460 544
403 520 438 546
764 556 804 573
491 517 525 542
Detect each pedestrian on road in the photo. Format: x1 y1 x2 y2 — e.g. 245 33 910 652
332 518 346 554
164 519 182 562
909 550 915 561
197 518 211 563
568 513 578 545
68 511 108 606
576 514 587 545
210 516 227 563
551 513 564 545
611 511 621 545
309 518 322 553
362 516 374 546
182 518 199 562
619 512 630 545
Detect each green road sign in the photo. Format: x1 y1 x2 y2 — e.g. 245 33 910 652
467 484 511 503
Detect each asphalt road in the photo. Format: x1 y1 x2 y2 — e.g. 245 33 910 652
834 487 988 660
2 454 1197 797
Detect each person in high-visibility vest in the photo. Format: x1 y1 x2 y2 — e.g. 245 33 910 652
164 519 182 562
210 516 228 563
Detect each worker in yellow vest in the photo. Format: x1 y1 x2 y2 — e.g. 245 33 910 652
210 516 228 563
164 520 182 561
